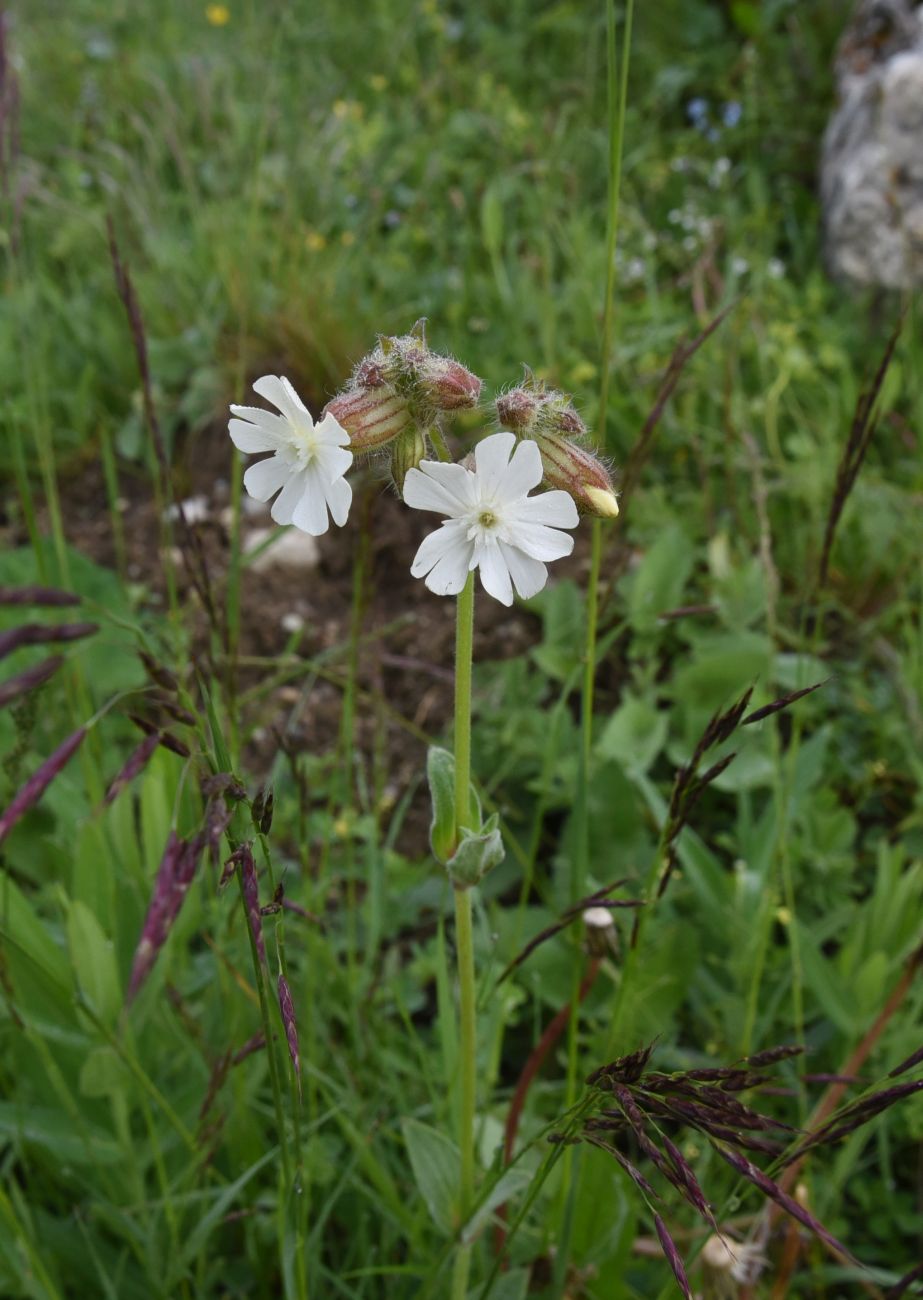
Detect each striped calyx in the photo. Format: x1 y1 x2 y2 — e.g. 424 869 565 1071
495 377 619 518
323 320 482 462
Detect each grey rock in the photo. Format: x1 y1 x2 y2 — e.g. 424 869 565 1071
821 0 923 287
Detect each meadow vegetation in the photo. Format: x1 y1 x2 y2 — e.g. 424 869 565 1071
1 1 922 1297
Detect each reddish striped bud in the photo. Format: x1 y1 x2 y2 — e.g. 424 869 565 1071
539 433 619 518
324 386 412 452
495 379 618 518
424 355 482 410
324 320 482 459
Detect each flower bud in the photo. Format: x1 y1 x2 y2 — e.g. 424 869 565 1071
325 319 482 458
495 377 618 518
423 356 482 411
540 434 619 518
323 386 413 453
390 425 427 494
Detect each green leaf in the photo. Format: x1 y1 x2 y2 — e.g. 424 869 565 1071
0 1103 122 1166
670 631 772 711
66 900 120 1025
426 746 482 865
175 1149 276 1277
427 747 455 864
79 1046 127 1100
730 1 760 36
401 1117 460 1236
530 580 585 680
773 653 829 691
0 873 72 999
597 694 668 777
797 922 854 1034
626 525 694 633
461 1166 531 1243
445 815 505 889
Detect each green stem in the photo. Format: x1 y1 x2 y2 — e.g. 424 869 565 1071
451 887 477 1300
454 576 475 838
451 574 476 1300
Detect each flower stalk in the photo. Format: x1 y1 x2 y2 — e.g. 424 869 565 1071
449 573 477 1300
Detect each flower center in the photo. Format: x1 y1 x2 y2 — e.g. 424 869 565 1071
285 427 319 470
477 509 497 529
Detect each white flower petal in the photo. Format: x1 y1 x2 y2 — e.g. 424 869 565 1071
252 375 306 426
420 533 475 596
410 519 469 578
513 489 579 529
498 438 544 499
316 443 353 480
473 431 517 497
271 470 309 525
279 375 311 417
243 455 290 502
508 521 575 562
403 461 477 517
499 542 548 600
291 469 330 536
314 411 351 448
229 405 289 437
324 473 352 528
476 536 514 606
229 417 285 454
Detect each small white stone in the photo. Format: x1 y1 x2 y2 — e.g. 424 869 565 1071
244 527 320 574
165 495 210 525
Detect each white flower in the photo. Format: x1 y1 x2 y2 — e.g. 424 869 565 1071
228 375 353 536
403 431 579 606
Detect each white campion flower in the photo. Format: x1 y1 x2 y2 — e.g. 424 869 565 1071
404 431 579 606
228 375 353 536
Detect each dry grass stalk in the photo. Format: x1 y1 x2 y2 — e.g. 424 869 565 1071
817 314 903 589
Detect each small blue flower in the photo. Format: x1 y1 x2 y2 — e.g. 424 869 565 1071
686 98 709 125
722 101 742 128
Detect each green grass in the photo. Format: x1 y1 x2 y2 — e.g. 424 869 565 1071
2 1 922 1297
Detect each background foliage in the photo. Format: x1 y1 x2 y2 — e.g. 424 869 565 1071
1 1 921 1297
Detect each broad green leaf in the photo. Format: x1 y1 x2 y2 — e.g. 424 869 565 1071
0 1103 121 1167
773 653 829 691
66 900 120 1025
79 1046 127 1100
626 525 694 633
671 631 772 711
530 580 585 680
461 1166 531 1243
797 922 854 1034
445 816 505 889
597 694 668 777
401 1117 460 1236
427 747 455 865
0 873 71 996
426 746 482 865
